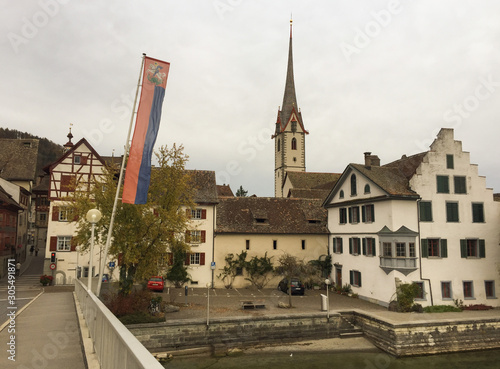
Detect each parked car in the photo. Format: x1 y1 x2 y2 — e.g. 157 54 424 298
278 278 305 295
147 276 164 292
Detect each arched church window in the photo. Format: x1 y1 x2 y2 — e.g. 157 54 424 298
291 137 297 150
339 190 344 199
364 184 371 194
277 139 281 152
351 174 357 196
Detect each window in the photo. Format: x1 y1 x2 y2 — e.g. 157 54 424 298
383 242 392 257
396 242 406 257
446 154 454 169
301 240 306 250
419 201 433 222
246 240 250 250
460 239 485 258
446 202 459 222
349 206 360 224
277 139 280 152
454 176 466 194
74 155 81 164
414 282 425 300
57 236 72 251
437 175 449 193
291 137 297 150
58 207 72 222
350 270 362 287
349 237 361 255
333 237 343 254
350 174 357 196
421 238 447 258
363 238 376 256
362 204 375 223
441 281 452 299
339 208 347 224
339 190 344 199
364 184 370 194
291 121 297 132
39 213 47 221
485 281 496 298
190 230 201 243
273 240 277 250
190 253 200 265
192 209 202 219
472 203 484 223
463 281 474 299
409 243 416 258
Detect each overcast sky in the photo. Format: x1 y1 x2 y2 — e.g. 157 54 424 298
2 1 500 196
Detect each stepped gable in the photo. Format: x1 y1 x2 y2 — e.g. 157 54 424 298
216 197 328 234
0 139 39 181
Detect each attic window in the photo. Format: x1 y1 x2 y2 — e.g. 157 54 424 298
255 218 268 224
23 142 31 148
308 219 321 224
74 155 81 164
339 190 344 199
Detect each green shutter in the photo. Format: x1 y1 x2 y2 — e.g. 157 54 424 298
372 205 375 222
358 272 362 287
348 207 352 223
437 176 449 193
460 239 467 258
421 239 429 258
479 239 486 258
349 270 353 285
446 154 454 169
362 206 366 222
373 240 376 256
440 239 448 258
339 239 343 254
362 238 366 255
349 238 353 254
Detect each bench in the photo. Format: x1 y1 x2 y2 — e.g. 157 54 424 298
240 300 266 309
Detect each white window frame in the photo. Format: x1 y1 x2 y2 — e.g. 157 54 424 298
57 236 72 251
190 253 201 265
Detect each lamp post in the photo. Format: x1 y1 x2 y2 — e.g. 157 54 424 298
206 283 210 327
86 209 102 293
325 278 331 321
75 246 81 281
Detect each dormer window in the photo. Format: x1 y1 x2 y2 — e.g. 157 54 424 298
364 184 371 194
339 190 344 199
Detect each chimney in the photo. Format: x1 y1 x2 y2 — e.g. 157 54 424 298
364 152 380 167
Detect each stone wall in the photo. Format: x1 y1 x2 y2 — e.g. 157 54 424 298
128 313 342 352
346 311 500 357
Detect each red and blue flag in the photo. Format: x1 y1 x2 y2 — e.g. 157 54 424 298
122 56 170 204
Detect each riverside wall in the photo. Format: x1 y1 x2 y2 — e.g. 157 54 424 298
343 310 500 357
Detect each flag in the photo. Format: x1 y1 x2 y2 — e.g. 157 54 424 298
122 56 170 204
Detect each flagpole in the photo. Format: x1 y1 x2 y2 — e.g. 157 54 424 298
96 53 146 297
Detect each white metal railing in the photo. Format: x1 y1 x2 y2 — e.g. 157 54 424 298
379 256 417 269
74 279 163 369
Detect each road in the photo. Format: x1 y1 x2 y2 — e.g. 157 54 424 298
0 250 44 329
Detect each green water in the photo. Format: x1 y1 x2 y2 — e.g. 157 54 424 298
162 349 500 369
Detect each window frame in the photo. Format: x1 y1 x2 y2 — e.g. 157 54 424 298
441 281 452 300
436 175 450 193
446 154 454 169
333 237 343 254
57 236 72 252
291 137 297 150
453 176 467 194
350 174 357 196
349 237 361 255
350 270 362 287
339 208 347 224
472 203 485 223
463 281 474 299
446 201 459 222
363 237 376 256
419 201 433 222
485 280 496 299
414 282 425 300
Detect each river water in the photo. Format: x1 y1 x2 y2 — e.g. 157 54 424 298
162 348 500 368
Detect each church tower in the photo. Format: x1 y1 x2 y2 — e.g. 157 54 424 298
273 19 308 197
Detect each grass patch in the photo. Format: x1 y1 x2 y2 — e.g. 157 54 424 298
119 312 165 325
424 305 462 313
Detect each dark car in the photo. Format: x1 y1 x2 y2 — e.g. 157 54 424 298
278 278 305 295
147 276 165 292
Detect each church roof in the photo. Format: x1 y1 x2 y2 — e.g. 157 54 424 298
216 197 328 234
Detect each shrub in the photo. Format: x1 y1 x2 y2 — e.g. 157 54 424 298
119 313 165 325
40 275 53 285
463 304 493 311
103 290 153 317
424 305 462 313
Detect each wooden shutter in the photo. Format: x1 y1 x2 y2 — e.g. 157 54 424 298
362 238 366 255
460 240 467 258
201 230 206 243
200 253 205 266
361 206 366 223
349 238 353 254
339 239 343 254
371 205 375 222
81 156 88 165
52 206 59 221
358 272 362 287
349 270 353 285
201 209 207 219
421 239 428 258
70 237 77 251
348 208 352 223
440 239 448 258
479 239 486 258
372 240 376 256
185 253 191 265
50 237 57 251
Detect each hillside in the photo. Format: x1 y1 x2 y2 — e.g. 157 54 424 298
0 127 63 176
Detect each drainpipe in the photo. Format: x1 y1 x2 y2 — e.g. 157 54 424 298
211 204 216 289
416 199 434 306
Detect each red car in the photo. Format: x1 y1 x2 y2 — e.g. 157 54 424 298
147 276 164 292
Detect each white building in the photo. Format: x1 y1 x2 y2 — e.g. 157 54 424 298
324 129 500 307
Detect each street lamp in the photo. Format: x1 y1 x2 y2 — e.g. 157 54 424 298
325 278 331 321
206 283 210 328
86 208 102 293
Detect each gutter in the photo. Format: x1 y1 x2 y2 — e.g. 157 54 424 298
416 199 433 306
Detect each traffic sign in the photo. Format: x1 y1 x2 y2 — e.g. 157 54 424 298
109 261 116 268
210 261 216 270
49 263 56 270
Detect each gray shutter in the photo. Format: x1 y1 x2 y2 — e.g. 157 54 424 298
479 239 486 258
460 240 467 258
440 239 448 258
421 239 429 258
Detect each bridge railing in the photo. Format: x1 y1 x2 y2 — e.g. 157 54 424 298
74 279 164 369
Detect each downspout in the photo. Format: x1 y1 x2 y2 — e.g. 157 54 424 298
416 199 433 306
211 203 216 289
